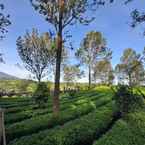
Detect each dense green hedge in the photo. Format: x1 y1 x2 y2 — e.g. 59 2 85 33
5 105 34 114
0 101 32 108
5 90 97 115
0 97 31 103
6 95 112 142
5 91 108 124
4 88 112 116
93 110 145 145
5 110 33 124
8 104 114 145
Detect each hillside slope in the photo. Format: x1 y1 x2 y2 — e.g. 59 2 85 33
0 72 19 80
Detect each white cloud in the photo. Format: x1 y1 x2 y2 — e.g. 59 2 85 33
0 63 30 79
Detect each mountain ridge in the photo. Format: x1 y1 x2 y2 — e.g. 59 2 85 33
0 72 19 80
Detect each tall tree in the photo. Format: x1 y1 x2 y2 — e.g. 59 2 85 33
76 31 112 88
115 48 144 86
93 60 114 85
16 29 55 82
30 0 102 116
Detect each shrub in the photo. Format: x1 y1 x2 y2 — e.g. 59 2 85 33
68 90 76 99
93 110 145 145
113 85 144 117
5 111 32 124
5 91 104 125
6 96 111 142
8 104 114 145
32 82 49 108
5 105 33 114
93 120 133 145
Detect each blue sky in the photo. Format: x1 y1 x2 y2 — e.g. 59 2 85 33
0 0 145 80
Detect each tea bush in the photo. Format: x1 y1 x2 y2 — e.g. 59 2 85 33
6 96 111 141
113 85 144 117
32 82 50 108
8 104 114 145
93 110 145 145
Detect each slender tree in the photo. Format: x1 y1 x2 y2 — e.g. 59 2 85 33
30 0 103 116
93 60 114 85
115 48 144 86
76 31 112 88
16 29 55 82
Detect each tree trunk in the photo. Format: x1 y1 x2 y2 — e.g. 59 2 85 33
0 109 6 145
0 111 2 145
53 0 63 117
38 78 41 84
89 64 91 89
128 73 132 87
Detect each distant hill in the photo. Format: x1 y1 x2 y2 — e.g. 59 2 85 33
0 72 19 80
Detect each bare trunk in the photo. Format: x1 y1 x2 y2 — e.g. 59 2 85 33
53 0 63 117
53 33 62 117
89 64 91 89
128 73 132 87
38 78 41 84
0 109 6 145
0 111 2 145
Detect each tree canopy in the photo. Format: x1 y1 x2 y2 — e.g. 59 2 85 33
93 60 114 85
0 3 11 39
30 0 103 31
76 31 112 87
115 48 144 86
0 3 11 63
16 29 56 82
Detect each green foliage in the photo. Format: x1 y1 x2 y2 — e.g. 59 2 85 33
17 29 55 82
0 80 37 97
32 82 49 108
93 60 114 84
114 85 144 117
76 31 106 65
0 3 11 40
5 90 108 125
8 104 114 145
30 0 99 29
5 110 33 124
6 93 111 142
68 90 76 99
76 31 112 87
2 86 144 145
93 110 145 145
115 48 144 86
5 105 33 114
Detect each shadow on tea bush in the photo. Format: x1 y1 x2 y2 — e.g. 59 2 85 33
113 85 144 117
32 82 49 108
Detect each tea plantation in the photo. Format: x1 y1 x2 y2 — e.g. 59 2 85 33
0 86 145 145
